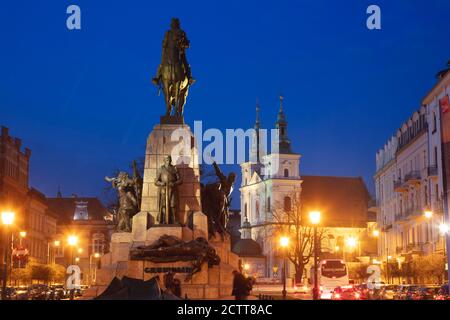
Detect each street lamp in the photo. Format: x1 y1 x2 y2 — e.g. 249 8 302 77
372 230 380 238
279 236 289 300
89 253 102 285
309 211 321 300
67 235 79 265
1 211 15 300
424 209 433 219
439 223 449 269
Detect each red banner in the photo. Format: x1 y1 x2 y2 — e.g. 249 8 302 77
440 95 450 142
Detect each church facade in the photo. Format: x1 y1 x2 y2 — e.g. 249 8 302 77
239 97 301 279
235 98 376 282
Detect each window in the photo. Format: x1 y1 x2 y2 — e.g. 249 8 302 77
92 233 105 254
244 203 248 218
267 197 271 212
284 168 289 177
284 197 291 212
434 146 438 166
255 201 260 220
433 112 437 133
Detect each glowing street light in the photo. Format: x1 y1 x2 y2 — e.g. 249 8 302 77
372 230 380 237
75 257 80 263
94 252 100 259
280 236 290 248
309 211 321 301
439 223 449 235
1 211 15 300
77 248 83 254
19 231 27 238
1 211 15 226
424 210 433 219
279 236 290 300
345 237 358 248
309 211 321 225
67 235 78 246
54 240 61 247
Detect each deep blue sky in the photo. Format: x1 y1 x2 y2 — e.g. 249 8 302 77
1 0 449 209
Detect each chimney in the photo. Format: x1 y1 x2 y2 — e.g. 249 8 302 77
1 126 8 138
14 138 22 150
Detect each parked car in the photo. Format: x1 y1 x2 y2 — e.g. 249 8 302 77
0 287 17 300
393 285 410 300
50 285 67 300
332 285 361 300
14 286 30 300
412 286 440 300
353 284 369 300
435 284 450 300
404 285 421 300
380 284 398 300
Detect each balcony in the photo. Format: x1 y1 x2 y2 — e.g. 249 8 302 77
427 165 438 177
406 242 425 254
393 179 408 192
404 171 421 185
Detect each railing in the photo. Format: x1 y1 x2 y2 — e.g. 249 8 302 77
406 242 424 252
404 171 421 183
393 179 406 191
427 165 438 176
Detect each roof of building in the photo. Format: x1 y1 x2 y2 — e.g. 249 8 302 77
301 175 371 228
46 197 110 224
232 238 263 257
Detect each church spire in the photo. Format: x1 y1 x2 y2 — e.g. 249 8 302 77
254 99 261 163
255 99 261 130
275 95 293 154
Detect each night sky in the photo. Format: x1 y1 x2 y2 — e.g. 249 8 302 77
1 0 449 209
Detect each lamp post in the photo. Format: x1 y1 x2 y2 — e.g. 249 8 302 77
17 231 26 269
439 223 449 279
309 211 321 300
67 235 78 265
89 252 101 286
53 240 60 265
279 236 289 300
1 211 15 300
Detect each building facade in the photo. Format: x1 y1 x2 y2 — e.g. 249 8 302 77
47 195 115 285
0 126 57 266
375 69 450 266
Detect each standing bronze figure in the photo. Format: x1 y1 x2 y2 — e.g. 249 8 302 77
155 155 182 224
105 171 141 232
201 161 236 239
152 18 195 117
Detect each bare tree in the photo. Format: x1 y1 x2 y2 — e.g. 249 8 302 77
272 191 327 283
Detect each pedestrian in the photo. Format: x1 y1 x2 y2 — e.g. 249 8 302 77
232 270 249 300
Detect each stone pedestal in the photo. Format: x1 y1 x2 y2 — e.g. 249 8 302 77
193 211 208 239
140 123 202 227
110 232 133 264
145 225 183 245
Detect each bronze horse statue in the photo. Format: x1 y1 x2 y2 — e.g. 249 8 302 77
152 18 195 116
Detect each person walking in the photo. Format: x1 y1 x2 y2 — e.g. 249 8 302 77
232 270 249 300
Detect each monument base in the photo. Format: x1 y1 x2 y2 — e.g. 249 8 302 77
90 219 239 299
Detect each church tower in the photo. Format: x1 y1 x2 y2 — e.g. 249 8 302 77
239 95 302 279
275 95 293 154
